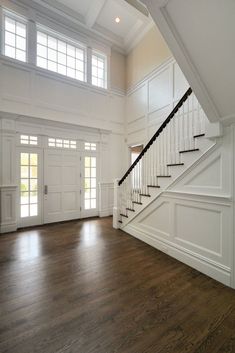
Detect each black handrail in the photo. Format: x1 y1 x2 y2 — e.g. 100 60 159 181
119 87 192 186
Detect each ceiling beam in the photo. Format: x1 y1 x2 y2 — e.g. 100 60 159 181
85 0 107 28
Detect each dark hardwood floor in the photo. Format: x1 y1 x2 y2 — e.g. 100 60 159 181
0 217 235 353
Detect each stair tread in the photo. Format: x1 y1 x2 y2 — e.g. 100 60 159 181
179 148 199 153
194 133 205 138
167 163 184 166
120 213 128 218
126 208 135 212
147 185 160 188
157 175 171 178
140 194 151 197
133 201 143 205
118 220 123 224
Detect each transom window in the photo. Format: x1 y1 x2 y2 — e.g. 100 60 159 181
2 10 109 90
20 153 38 218
85 142 97 151
92 51 107 89
37 29 86 81
20 135 38 145
48 138 77 149
84 156 97 210
4 12 27 62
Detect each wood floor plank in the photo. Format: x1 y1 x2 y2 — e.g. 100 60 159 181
0 217 235 353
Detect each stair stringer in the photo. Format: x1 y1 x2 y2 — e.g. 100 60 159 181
122 138 233 287
120 140 217 228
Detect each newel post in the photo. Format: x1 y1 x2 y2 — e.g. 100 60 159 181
113 179 120 229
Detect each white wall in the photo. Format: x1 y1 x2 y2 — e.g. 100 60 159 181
142 0 235 125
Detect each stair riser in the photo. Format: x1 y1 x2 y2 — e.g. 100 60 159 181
195 137 215 152
168 165 185 180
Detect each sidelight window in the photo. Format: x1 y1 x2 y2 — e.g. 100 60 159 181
20 153 38 218
84 156 97 210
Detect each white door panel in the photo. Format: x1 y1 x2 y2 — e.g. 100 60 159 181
44 149 81 223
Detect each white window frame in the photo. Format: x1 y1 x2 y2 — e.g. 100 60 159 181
20 135 38 146
1 8 110 91
84 142 97 151
3 9 28 62
91 50 107 89
36 25 87 83
48 137 77 149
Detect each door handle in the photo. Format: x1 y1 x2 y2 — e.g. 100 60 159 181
44 185 48 195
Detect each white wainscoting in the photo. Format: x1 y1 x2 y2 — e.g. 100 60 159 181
125 192 232 286
122 127 234 287
99 182 114 217
0 186 17 233
126 57 189 148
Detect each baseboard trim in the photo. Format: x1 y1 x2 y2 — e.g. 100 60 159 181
124 224 231 287
99 209 113 217
0 222 17 234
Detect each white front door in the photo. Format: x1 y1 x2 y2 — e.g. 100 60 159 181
18 148 42 227
43 149 81 223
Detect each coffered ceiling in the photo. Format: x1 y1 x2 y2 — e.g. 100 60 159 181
29 0 153 53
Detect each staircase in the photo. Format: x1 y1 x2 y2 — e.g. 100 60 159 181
114 88 214 229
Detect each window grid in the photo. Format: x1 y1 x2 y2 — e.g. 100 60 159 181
37 30 86 82
92 52 107 89
20 135 38 145
48 138 77 149
20 153 38 218
84 156 97 210
4 14 27 62
85 142 97 151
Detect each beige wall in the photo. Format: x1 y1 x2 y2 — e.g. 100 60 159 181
126 26 171 89
110 50 126 92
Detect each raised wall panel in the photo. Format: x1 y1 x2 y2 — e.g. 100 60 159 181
0 186 17 233
148 105 171 125
173 62 189 100
174 203 222 255
99 182 114 217
2 134 15 185
127 191 232 286
148 68 171 113
137 201 171 238
127 116 146 135
171 135 231 196
2 64 31 98
126 84 147 123
185 156 221 188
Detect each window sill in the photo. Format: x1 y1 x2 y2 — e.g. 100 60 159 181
0 54 114 96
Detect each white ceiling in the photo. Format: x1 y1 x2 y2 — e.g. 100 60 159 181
34 0 153 53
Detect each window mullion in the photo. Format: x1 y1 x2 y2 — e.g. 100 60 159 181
87 46 92 85
0 6 3 56
28 17 37 65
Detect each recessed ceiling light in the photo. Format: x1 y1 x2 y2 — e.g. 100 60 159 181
115 17 121 24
